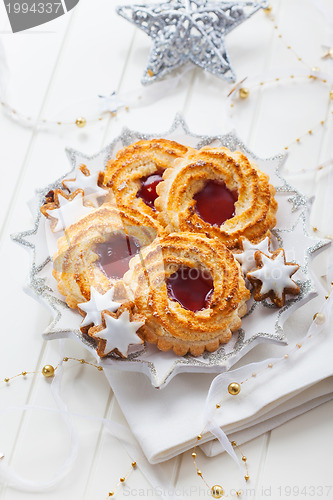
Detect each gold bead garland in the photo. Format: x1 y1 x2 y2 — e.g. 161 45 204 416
228 74 333 152
1 287 330 499
0 355 139 498
105 459 138 498
227 5 333 153
189 283 331 498
0 99 113 129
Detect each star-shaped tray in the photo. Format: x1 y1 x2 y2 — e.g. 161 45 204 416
13 115 328 388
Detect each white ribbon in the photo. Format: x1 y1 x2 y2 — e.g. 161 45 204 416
203 266 333 492
0 339 187 499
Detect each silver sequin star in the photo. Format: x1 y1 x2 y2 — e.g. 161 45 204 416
117 0 267 84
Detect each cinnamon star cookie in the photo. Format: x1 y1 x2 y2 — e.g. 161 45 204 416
247 249 300 307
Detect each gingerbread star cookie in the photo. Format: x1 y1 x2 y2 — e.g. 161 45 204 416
78 286 121 330
247 249 300 307
235 236 272 275
63 164 107 207
89 305 145 358
41 189 94 232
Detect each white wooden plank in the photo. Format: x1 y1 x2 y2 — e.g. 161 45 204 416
1 0 332 498
255 400 333 500
0 12 73 231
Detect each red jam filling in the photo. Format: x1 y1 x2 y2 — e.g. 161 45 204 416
166 266 214 312
95 234 141 280
193 180 238 226
137 172 164 209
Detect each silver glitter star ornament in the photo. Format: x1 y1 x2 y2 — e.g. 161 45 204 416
117 0 268 85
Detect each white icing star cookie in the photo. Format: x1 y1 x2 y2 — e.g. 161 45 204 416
235 236 272 275
89 307 145 357
42 189 94 232
78 286 121 329
247 249 300 307
63 165 106 206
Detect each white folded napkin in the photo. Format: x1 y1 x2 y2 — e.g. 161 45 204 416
103 166 333 465
104 286 333 465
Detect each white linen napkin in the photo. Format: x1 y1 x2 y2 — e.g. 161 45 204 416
103 287 333 465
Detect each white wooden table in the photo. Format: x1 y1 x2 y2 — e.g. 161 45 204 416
1 0 333 498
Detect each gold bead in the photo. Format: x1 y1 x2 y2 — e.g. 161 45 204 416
216 403 221 409
284 354 289 359
239 87 249 99
242 456 247 462
296 343 302 349
211 485 224 498
228 382 241 395
252 372 256 378
197 434 202 440
314 312 325 325
231 441 237 447
98 366 103 371
329 90 333 100
80 359 85 364
63 357 68 362
268 363 273 368
22 372 27 376
120 476 125 482
131 461 137 468
264 5 272 13
108 492 114 496
197 470 202 476
245 474 250 481
236 491 242 497
75 117 87 128
42 365 55 378
192 452 197 458
4 378 9 383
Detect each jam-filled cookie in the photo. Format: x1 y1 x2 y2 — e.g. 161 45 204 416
101 139 193 219
155 146 277 249
52 203 163 309
123 232 250 356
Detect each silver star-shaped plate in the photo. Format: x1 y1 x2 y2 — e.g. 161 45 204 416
12 115 329 388
117 0 268 84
